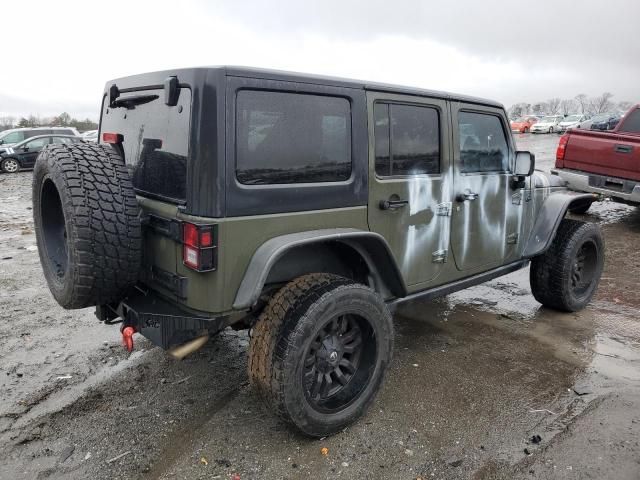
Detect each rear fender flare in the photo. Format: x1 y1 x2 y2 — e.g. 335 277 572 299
232 228 407 310
523 191 598 258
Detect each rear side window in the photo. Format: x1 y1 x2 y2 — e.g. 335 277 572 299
458 112 509 173
236 90 352 185
100 88 191 203
374 103 440 177
619 109 640 133
25 130 50 139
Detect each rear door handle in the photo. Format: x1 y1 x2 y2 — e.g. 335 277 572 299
379 199 408 210
456 190 479 202
615 144 633 154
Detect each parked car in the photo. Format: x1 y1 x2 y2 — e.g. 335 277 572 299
557 114 589 133
590 113 621 131
32 67 603 437
510 116 538 133
81 130 99 143
0 127 80 147
530 115 563 133
0 135 83 173
552 104 640 211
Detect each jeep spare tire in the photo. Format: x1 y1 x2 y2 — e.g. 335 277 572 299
33 143 142 309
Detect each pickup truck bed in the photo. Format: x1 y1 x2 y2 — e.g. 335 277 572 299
552 105 640 205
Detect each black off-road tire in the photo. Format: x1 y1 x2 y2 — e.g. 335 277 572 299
248 273 393 437
530 219 604 312
32 143 141 309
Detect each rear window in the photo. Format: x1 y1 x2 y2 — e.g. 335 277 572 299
235 90 352 185
620 108 640 133
100 88 191 203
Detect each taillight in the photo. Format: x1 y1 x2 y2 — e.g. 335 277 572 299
556 134 570 167
182 222 217 271
102 132 123 144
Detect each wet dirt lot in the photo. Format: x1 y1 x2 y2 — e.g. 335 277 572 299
1 133 639 480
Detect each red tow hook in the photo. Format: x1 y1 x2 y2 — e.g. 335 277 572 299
121 326 137 352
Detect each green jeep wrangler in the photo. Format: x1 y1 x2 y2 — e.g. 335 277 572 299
32 67 604 437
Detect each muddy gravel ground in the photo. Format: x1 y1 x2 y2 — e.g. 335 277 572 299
1 134 639 480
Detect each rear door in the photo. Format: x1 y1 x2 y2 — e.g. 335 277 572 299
449 103 523 272
367 91 452 289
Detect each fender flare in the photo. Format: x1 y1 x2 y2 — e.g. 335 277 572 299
523 191 598 258
232 228 407 310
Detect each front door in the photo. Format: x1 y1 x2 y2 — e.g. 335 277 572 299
367 92 452 289
449 103 523 272
20 136 51 168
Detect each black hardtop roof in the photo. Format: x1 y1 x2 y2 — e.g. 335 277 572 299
106 66 503 109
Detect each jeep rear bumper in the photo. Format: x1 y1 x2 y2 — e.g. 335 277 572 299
96 288 229 350
551 168 640 205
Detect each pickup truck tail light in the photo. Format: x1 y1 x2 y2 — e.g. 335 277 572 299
102 132 123 144
556 134 570 167
182 222 217 272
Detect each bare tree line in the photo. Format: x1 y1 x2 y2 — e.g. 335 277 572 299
0 113 98 132
509 93 634 119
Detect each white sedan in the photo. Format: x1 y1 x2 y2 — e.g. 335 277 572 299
557 114 589 133
530 115 564 134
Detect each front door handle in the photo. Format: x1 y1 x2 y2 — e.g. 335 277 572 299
456 190 479 202
615 144 633 154
379 199 409 210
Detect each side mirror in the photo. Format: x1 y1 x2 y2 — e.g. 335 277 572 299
514 151 535 176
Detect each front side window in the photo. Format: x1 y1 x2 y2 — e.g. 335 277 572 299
25 137 50 149
374 103 440 177
236 90 352 185
458 112 509 173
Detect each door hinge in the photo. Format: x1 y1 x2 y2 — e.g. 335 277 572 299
435 202 452 216
507 233 519 245
511 191 522 205
512 190 532 205
432 249 448 263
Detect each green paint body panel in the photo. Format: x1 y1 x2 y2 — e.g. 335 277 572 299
139 196 368 315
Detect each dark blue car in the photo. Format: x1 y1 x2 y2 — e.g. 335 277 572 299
0 135 82 173
590 113 621 131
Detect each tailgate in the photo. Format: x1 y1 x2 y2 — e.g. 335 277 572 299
563 130 640 181
100 86 192 300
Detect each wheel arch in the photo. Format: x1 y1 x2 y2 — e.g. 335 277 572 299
523 191 598 258
232 228 407 310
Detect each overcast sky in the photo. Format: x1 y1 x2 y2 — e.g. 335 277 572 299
1 0 638 120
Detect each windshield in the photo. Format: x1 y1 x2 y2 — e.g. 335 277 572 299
563 115 581 122
512 117 526 123
540 116 558 123
591 114 608 121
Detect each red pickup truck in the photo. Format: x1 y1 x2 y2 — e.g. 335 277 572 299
552 105 640 212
